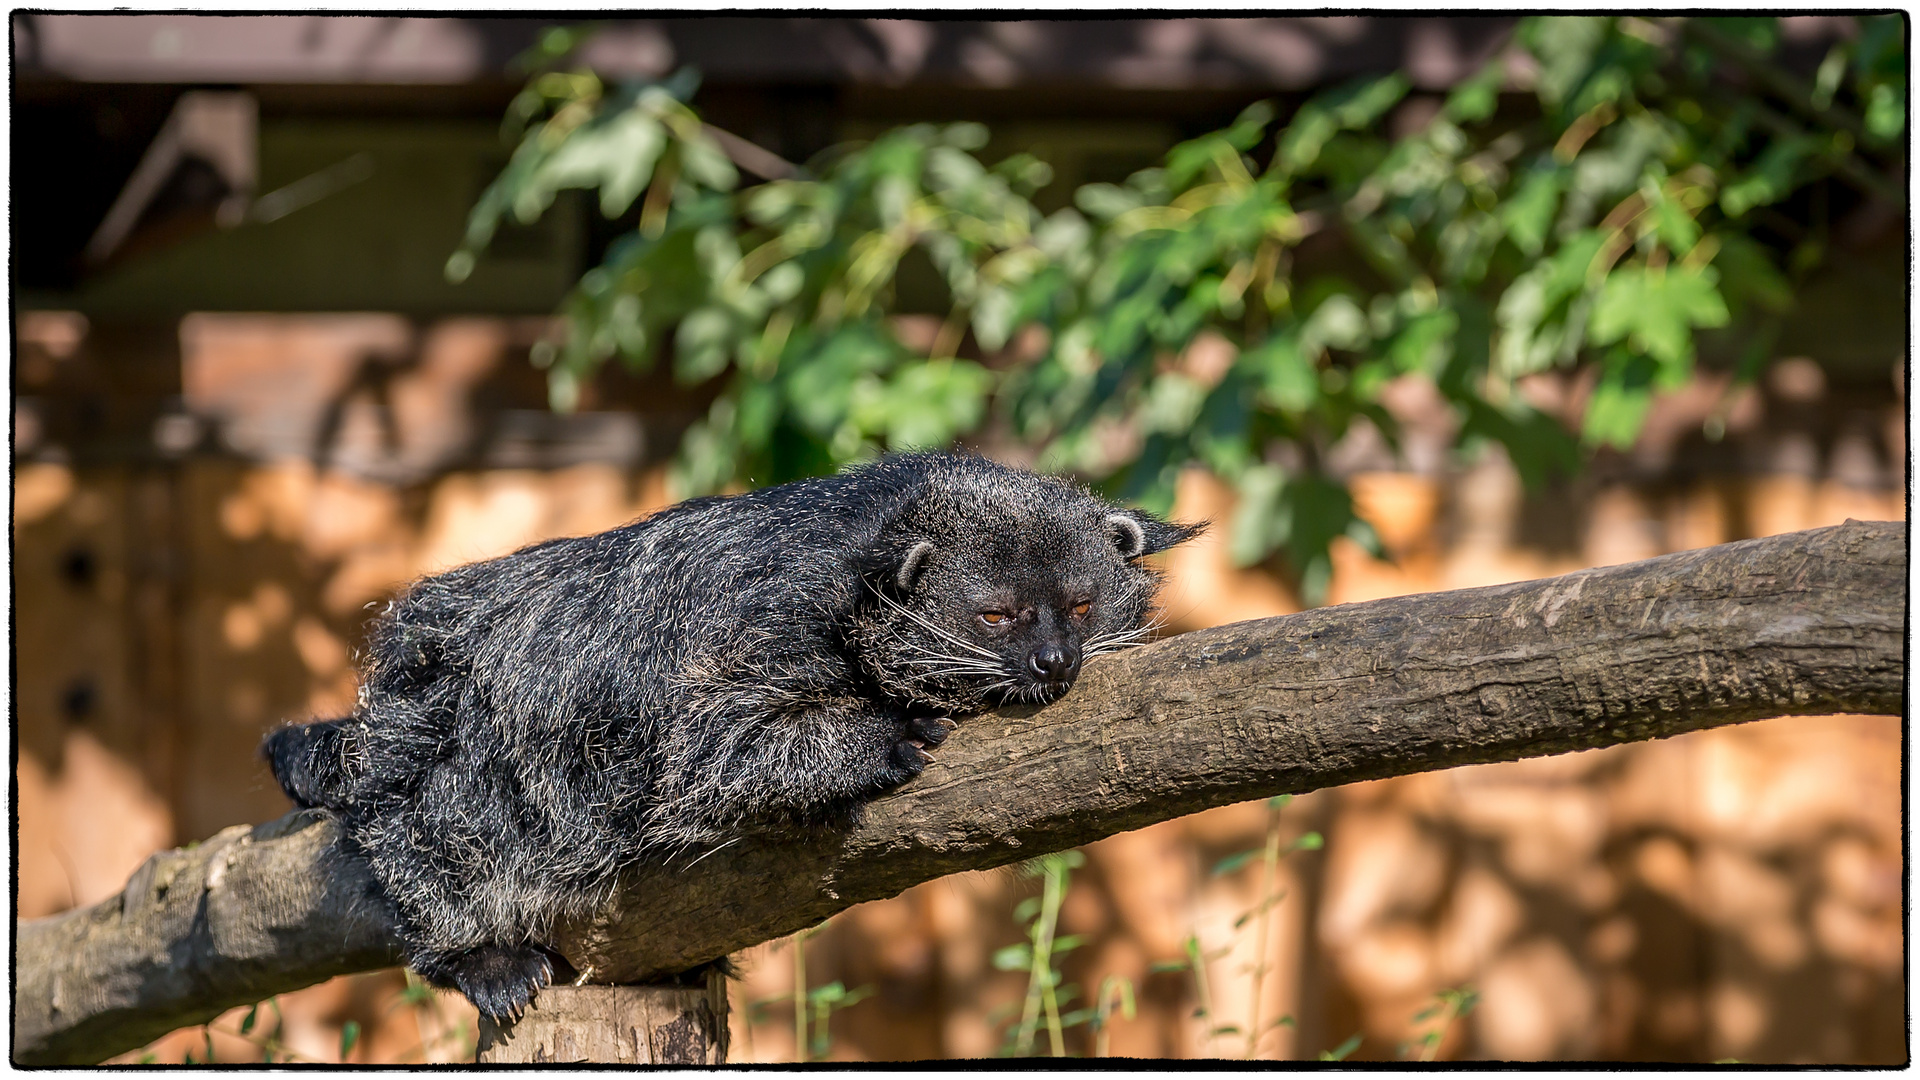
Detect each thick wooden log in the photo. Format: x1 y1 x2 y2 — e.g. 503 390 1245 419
10 811 400 1066
12 521 1905 1065
475 973 729 1064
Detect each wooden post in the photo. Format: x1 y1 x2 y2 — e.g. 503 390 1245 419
475 970 729 1064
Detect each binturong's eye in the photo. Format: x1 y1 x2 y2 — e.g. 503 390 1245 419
979 611 1011 627
1071 602 1092 619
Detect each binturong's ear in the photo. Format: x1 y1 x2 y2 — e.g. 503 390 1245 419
856 536 937 594
894 540 936 591
1105 509 1207 560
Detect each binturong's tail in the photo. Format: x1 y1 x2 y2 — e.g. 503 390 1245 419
261 718 352 811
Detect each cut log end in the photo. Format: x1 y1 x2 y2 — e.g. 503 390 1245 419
475 970 730 1065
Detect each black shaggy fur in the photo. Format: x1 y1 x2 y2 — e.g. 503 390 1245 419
261 452 1199 1021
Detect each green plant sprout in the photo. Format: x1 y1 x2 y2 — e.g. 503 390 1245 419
994 850 1088 1057
163 996 321 1065
794 922 813 1060
1148 932 1238 1055
159 973 480 1065
1208 793 1325 1059
1402 986 1480 1061
754 919 872 1062
1202 793 1325 1059
804 980 875 1062
1085 975 1137 1058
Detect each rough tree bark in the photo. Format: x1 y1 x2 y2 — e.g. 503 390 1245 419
13 521 1905 1065
474 976 729 1064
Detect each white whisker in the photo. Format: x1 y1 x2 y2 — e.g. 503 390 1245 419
873 588 1000 661
897 655 1004 671
681 837 739 871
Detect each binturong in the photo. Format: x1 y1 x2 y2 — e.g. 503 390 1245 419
262 452 1201 1021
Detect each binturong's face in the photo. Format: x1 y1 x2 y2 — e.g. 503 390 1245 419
855 471 1202 712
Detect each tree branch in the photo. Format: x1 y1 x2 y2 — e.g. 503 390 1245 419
15 520 1905 1065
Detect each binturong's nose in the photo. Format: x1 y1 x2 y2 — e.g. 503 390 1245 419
1029 643 1081 684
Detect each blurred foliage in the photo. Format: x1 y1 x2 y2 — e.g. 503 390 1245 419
993 850 1088 1057
454 15 1905 603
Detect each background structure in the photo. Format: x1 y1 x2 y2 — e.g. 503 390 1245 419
13 14 1905 1064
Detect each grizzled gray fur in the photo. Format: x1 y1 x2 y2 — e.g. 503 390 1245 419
263 452 1199 1021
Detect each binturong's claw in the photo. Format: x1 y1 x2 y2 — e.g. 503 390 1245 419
906 715 952 748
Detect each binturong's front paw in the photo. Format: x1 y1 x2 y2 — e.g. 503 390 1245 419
889 715 954 776
418 943 560 1024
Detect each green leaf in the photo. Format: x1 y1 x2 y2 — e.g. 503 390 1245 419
808 980 848 1005
1705 16 1779 54
1865 81 1906 140
1720 135 1820 217
679 131 741 192
1244 334 1317 414
1139 373 1208 436
1493 233 1602 378
1501 169 1563 257
1276 74 1410 174
1582 347 1660 449
1456 398 1580 489
1059 1007 1098 1029
1075 182 1145 221
873 360 992 451
1589 266 1729 368
545 107 668 218
1710 232 1792 314
1280 475 1358 606
1148 959 1191 975
1228 464 1286 567
1321 1032 1365 1061
1227 464 1362 604
993 944 1034 972
1384 309 1458 376
339 1019 361 1061
1211 849 1261 877
944 121 990 150
1292 832 1325 852
1444 59 1506 125
1301 293 1370 355
240 1004 258 1036
674 306 736 384
1519 16 1609 113
1224 99 1278 151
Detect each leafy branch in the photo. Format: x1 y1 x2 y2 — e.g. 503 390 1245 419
453 16 1901 603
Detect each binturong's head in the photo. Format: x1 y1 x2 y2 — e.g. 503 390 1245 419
850 454 1203 711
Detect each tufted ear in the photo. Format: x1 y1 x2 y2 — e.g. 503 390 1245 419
894 540 936 591
1106 510 1206 559
856 536 937 595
